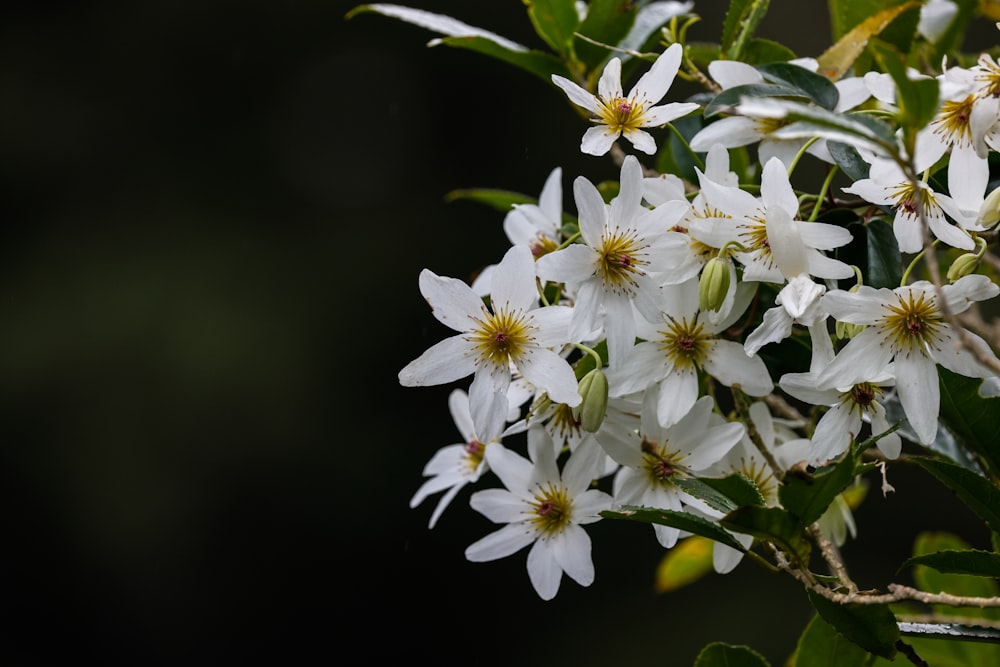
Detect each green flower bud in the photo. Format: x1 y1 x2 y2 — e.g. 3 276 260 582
947 252 981 282
699 257 731 312
835 319 865 340
978 186 1000 228
574 368 608 433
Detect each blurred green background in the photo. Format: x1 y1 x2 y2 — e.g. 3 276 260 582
1 1 998 665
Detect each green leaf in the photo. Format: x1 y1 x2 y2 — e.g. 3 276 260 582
676 478 743 514
901 549 1000 579
444 188 536 211
789 613 868 667
741 38 797 65
694 642 771 667
655 111 705 184
864 218 902 289
654 535 715 593
702 473 767 508
721 505 811 565
911 457 1000 535
807 592 899 659
779 454 859 531
573 0 637 72
827 141 870 182
763 103 898 157
817 1 921 81
937 368 1000 475
601 506 750 553
437 36 572 83
755 62 840 111
703 83 812 118
909 532 1000 621
870 40 940 138
524 0 580 58
346 5 529 53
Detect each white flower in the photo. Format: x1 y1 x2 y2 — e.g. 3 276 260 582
410 389 503 528
551 43 699 156
595 393 745 548
918 0 959 43
690 157 854 283
605 277 771 428
471 167 566 297
535 155 689 367
465 428 613 601
842 144 976 253
744 275 829 357
817 275 1000 444
779 327 900 463
399 244 581 436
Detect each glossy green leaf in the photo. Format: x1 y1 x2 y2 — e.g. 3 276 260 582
827 141 870 182
901 549 1000 579
807 592 899 659
912 457 1000 535
703 83 812 118
760 102 897 157
702 473 767 508
444 188 536 211
789 613 868 667
694 642 771 667
573 0 637 72
864 218 902 289
780 454 859 529
676 478 742 514
937 368 1000 476
756 62 840 110
437 36 572 83
721 505 811 565
817 1 921 80
524 0 580 58
601 506 749 552
654 535 715 593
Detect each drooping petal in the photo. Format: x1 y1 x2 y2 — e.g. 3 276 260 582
551 524 596 586
893 353 940 445
623 127 657 154
744 306 793 356
810 403 855 463
526 539 563 600
581 125 620 156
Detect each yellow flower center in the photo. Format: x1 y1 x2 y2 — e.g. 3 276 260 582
462 440 487 473
885 181 938 221
467 305 535 371
975 56 1000 98
840 382 884 419
528 483 573 537
876 290 945 356
931 95 976 148
658 316 710 371
595 96 645 134
640 436 687 488
598 227 648 295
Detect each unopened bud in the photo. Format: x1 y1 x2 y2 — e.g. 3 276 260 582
835 319 865 340
699 257 731 312
947 252 981 282
574 368 608 433
978 187 1000 228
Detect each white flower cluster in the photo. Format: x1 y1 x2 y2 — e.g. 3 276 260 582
398 41 1000 600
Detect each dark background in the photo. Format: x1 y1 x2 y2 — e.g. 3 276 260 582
1 2 998 665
